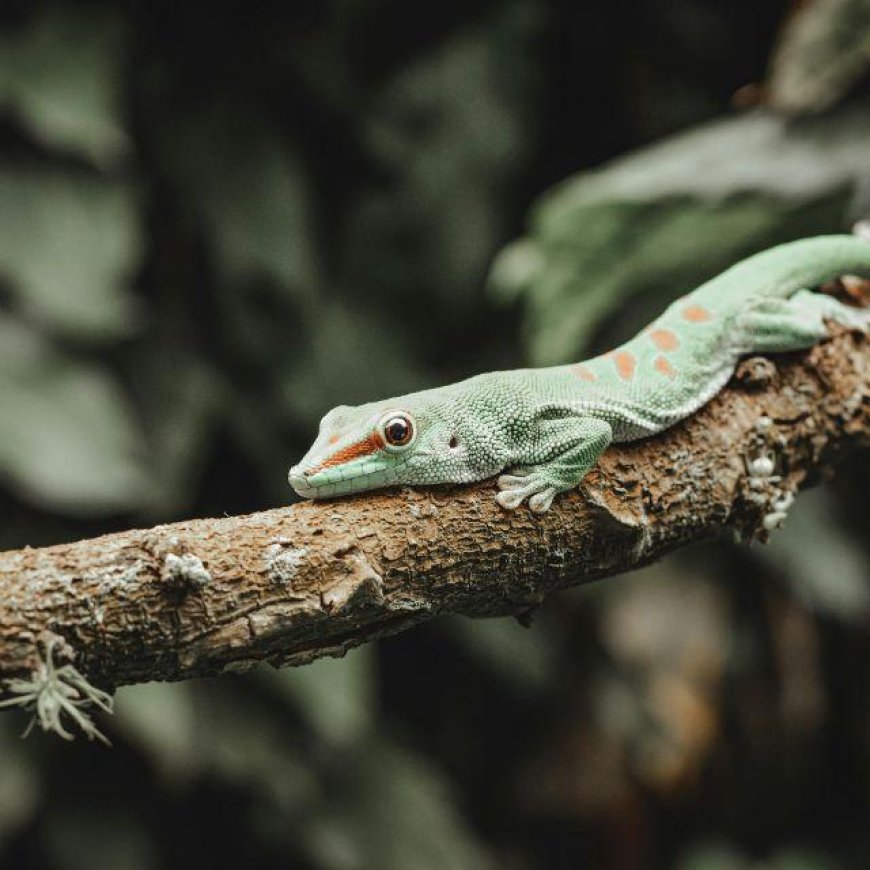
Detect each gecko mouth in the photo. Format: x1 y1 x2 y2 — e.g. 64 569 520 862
287 459 400 499
287 468 317 497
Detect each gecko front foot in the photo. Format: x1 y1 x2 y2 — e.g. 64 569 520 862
495 417 614 513
496 471 560 513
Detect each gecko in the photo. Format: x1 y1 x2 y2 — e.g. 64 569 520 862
289 232 870 513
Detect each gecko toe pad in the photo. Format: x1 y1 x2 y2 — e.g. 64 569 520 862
496 472 558 512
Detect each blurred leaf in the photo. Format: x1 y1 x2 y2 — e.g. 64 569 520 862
119 677 487 870
679 842 754 870
132 348 223 517
42 805 158 870
165 107 318 295
302 742 493 870
0 167 140 339
597 563 727 791
442 614 558 695
0 6 128 165
600 564 729 677
680 843 840 870
768 0 870 114
278 299 429 425
261 645 375 746
768 848 840 870
0 721 40 852
490 105 870 363
0 314 147 512
116 679 319 811
346 6 537 309
761 488 870 620
113 682 200 779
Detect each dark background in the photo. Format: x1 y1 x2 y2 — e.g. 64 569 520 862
1 1 869 868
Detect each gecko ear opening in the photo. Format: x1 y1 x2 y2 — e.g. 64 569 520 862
449 435 458 449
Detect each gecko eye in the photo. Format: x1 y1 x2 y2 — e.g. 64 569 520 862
379 412 415 450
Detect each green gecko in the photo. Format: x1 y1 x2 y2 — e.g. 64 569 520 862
289 232 870 513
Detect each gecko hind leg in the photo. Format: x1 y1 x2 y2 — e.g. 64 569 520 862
496 417 612 513
735 289 870 355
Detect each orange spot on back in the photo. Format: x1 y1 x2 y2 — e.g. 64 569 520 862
310 431 385 474
571 364 597 382
614 351 636 381
650 328 680 351
328 434 341 445
682 304 712 323
654 355 676 378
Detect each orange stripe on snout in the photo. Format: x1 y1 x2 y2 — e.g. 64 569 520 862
310 431 385 474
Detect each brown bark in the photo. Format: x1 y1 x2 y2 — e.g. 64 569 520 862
0 323 868 692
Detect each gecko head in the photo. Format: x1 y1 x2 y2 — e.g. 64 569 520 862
288 389 493 500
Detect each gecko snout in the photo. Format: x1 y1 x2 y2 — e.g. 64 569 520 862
288 465 313 496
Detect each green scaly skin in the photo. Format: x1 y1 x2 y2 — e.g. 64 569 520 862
289 234 870 512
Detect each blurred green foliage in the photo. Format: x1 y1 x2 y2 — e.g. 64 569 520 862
490 107 870 363
1 1 870 868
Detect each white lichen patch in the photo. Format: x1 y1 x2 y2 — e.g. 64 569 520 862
743 431 796 533
0 635 114 745
747 451 776 478
164 552 211 589
763 491 795 531
265 543 308 584
87 559 147 596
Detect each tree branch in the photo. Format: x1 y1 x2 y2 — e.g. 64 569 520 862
1 318 868 697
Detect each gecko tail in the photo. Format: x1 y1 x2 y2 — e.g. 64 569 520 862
693 233 870 308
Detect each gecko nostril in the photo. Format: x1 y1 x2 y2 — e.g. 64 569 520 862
449 435 458 449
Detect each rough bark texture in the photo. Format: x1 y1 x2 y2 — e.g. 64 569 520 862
0 317 868 692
